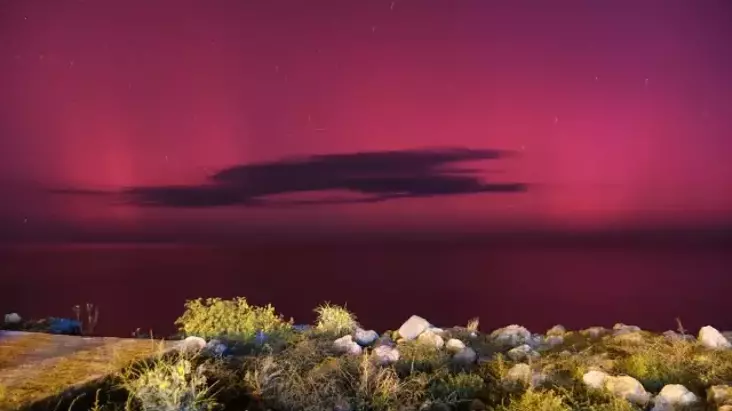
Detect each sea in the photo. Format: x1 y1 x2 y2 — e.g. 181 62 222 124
1 236 730 337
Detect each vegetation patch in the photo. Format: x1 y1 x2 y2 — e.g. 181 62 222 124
3 298 732 411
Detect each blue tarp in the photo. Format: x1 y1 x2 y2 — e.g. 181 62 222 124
48 317 82 335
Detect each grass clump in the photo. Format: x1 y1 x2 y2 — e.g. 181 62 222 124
314 303 358 337
119 353 217 411
175 297 293 341
394 339 450 376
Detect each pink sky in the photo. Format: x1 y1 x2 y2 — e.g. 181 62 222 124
1 0 731 239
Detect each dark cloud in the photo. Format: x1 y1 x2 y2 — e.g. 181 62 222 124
54 147 527 208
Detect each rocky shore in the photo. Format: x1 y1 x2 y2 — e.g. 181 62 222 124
2 299 732 411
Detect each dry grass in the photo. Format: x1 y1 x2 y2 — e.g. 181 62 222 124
0 333 55 369
0 339 167 410
314 303 358 337
4 300 731 411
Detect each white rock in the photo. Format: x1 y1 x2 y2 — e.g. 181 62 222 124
205 339 227 356
605 375 651 406
452 347 477 365
334 335 363 355
4 313 21 324
613 323 641 335
582 370 609 389
354 328 379 346
491 325 531 347
428 327 445 335
663 330 694 342
546 324 566 336
528 334 544 349
505 363 532 385
178 336 207 353
398 315 431 340
699 326 732 350
417 330 444 349
583 326 607 339
372 345 400 365
544 335 564 348
445 338 466 353
708 385 732 406
651 384 697 411
507 344 540 361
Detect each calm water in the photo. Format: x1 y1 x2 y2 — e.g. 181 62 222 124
1 240 730 337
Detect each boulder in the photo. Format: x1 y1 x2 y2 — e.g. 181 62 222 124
491 325 532 348
452 347 477 365
544 335 564 348
582 326 608 339
398 315 431 340
699 326 732 349
504 363 532 386
334 335 363 355
507 344 540 361
445 338 466 353
4 313 21 324
354 328 379 346
604 375 651 406
503 363 546 388
178 336 207 353
651 384 697 411
205 339 228 356
546 324 566 337
613 323 642 335
582 370 609 389
372 345 400 365
428 327 445 335
417 330 444 349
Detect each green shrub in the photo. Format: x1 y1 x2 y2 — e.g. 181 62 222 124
175 297 292 341
314 303 358 336
120 356 217 411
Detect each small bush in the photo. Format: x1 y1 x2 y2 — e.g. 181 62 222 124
120 355 217 411
314 303 358 336
175 297 292 341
